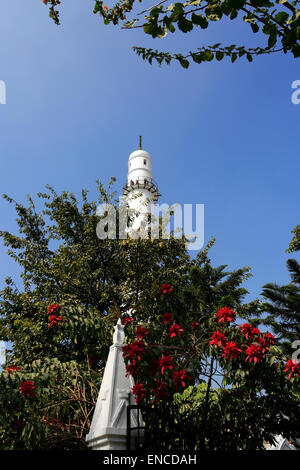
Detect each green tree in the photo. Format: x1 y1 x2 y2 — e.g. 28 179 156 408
0 180 189 449
286 224 300 254
261 226 300 356
43 0 300 68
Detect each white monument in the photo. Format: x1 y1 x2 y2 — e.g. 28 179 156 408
86 319 143 450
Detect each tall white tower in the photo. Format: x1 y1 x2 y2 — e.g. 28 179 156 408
122 137 159 234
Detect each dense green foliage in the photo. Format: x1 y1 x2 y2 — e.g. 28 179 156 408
44 0 300 67
262 227 300 356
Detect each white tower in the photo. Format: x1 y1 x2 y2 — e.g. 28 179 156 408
122 137 159 234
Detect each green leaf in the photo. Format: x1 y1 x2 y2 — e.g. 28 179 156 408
268 33 277 48
216 51 224 61
251 22 259 33
178 16 194 32
270 356 277 366
292 44 300 57
203 51 214 61
230 10 238 20
191 53 202 63
191 13 208 28
275 11 289 23
178 57 190 68
228 0 245 8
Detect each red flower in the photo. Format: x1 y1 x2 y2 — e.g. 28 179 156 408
160 283 173 295
245 344 265 364
150 380 168 402
215 306 236 324
162 312 173 324
191 322 199 329
172 369 191 388
256 336 269 354
20 381 36 399
48 314 63 327
209 330 227 347
124 317 134 327
48 304 61 315
284 359 300 380
239 323 261 340
168 324 183 338
158 355 173 374
122 341 145 365
264 332 276 346
136 326 149 340
6 366 20 374
222 341 241 360
125 362 137 378
132 383 146 403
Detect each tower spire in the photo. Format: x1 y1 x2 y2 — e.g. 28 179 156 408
139 135 142 150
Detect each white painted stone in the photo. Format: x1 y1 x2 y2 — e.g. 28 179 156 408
86 319 143 450
266 434 296 450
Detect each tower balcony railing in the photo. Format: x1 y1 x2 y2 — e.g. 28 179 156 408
122 176 159 202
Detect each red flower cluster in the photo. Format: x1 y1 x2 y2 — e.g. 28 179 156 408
168 324 183 338
47 304 63 327
48 314 63 327
264 332 276 346
136 326 149 340
215 306 236 324
20 380 36 399
172 369 191 388
160 283 173 295
209 330 227 347
158 355 173 374
191 322 199 329
122 341 145 365
284 359 300 380
162 312 173 324
210 308 277 365
132 383 146 403
245 344 265 364
48 304 61 315
124 317 134 327
6 366 20 374
222 341 242 360
239 323 261 340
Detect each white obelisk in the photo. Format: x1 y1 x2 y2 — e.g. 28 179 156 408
86 319 142 450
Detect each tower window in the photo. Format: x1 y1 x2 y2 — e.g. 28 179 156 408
144 159 147 166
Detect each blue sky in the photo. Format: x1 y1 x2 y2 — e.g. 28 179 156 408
0 0 299 329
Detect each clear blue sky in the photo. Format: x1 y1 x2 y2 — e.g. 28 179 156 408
0 0 299 313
